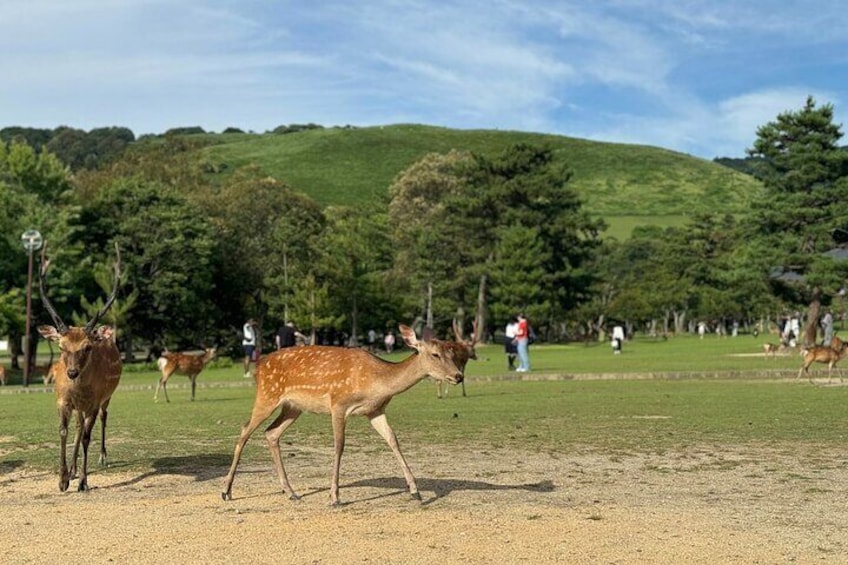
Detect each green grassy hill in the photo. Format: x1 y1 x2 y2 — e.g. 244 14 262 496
197 124 762 238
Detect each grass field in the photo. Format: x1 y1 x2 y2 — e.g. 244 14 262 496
2 334 846 477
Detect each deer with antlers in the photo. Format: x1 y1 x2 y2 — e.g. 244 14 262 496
222 324 468 505
437 319 479 399
37 242 122 492
155 347 217 402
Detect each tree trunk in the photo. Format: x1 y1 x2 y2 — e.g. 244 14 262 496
804 286 821 347
475 274 487 343
9 331 21 370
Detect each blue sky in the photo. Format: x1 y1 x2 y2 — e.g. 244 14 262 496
1 1 846 159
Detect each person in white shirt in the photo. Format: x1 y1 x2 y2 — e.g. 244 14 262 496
242 318 257 378
504 316 519 370
612 325 625 354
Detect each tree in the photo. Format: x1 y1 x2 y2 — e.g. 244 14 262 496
388 144 604 339
387 150 474 330
317 206 395 345
203 171 326 348
75 179 218 351
448 144 605 335
747 96 848 344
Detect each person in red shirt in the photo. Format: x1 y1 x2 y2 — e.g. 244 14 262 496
514 313 531 372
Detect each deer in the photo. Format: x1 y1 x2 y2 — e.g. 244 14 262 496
155 347 217 402
221 324 467 506
797 338 848 383
437 318 479 399
37 242 122 492
0 365 5 385
763 340 790 358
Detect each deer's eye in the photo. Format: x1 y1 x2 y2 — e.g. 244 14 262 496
431 353 441 360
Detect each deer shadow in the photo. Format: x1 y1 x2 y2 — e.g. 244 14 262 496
104 453 232 489
0 459 27 485
297 476 556 506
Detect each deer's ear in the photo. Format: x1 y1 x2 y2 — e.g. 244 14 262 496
38 325 61 341
398 325 420 350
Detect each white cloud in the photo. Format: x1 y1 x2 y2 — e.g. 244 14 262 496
1 1 847 157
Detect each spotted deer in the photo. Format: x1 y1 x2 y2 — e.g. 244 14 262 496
798 337 848 383
155 347 217 402
221 325 466 505
37 242 122 492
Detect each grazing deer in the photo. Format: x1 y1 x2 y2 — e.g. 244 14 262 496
222 324 466 505
37 242 122 492
155 347 217 402
437 319 479 399
763 340 790 358
798 339 848 383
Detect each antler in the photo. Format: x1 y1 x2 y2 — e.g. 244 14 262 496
452 317 481 346
39 242 69 336
84 242 122 334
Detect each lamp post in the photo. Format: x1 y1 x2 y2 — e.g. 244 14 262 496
21 229 43 387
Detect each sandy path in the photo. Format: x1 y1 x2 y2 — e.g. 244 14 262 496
2 445 846 564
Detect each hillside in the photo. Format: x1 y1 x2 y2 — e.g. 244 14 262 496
197 124 762 236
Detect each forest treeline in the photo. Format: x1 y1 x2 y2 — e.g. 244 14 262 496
2 97 848 367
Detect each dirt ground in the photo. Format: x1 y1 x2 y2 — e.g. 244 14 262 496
2 443 847 564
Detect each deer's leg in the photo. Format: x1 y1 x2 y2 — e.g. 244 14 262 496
264 406 302 500
58 408 71 492
155 369 173 403
190 374 197 401
222 403 278 501
78 413 97 492
368 411 420 501
69 411 83 479
329 411 347 506
98 401 111 466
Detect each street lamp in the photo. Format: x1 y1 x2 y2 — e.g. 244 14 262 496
21 229 43 387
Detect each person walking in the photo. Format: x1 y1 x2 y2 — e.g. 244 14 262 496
514 313 531 372
242 318 257 378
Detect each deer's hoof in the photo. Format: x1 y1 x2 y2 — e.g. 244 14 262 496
410 491 422 501
78 481 89 492
59 478 70 492
222 491 232 501
289 493 301 501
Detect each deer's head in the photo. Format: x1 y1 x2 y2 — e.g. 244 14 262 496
399 324 464 384
38 325 116 380
448 318 479 372
37 241 121 380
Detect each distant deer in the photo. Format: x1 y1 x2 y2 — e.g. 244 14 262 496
221 325 466 505
37 242 122 492
155 347 217 402
798 338 848 383
0 365 5 386
437 318 479 399
763 340 790 358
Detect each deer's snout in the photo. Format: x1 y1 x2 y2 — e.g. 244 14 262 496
67 368 80 380
454 373 464 384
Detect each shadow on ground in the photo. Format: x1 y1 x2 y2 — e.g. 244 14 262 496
106 453 231 489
